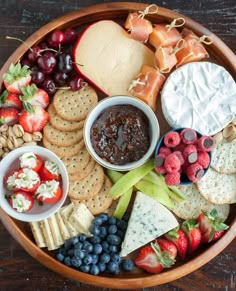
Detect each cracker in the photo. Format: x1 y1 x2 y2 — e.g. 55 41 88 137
43 123 83 147
29 221 46 248
104 198 119 217
47 214 64 246
53 86 98 121
61 147 90 175
211 139 236 174
48 103 84 132
197 167 236 204
60 204 80 237
172 183 230 221
69 158 95 181
74 176 113 215
68 163 104 200
43 136 85 158
55 212 70 241
40 219 59 251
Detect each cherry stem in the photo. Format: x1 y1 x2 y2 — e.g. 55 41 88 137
6 36 33 52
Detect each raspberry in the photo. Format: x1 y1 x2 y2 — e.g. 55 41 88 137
164 131 181 148
173 142 186 153
186 162 204 182
197 151 210 169
165 172 181 185
164 153 181 173
154 154 167 174
180 128 197 144
197 136 215 152
173 151 184 165
158 146 172 156
183 144 197 163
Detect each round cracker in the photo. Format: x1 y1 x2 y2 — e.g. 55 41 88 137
197 167 236 204
61 147 90 175
43 123 83 147
53 86 98 121
43 136 84 158
211 139 236 174
172 183 230 221
48 104 84 132
68 163 104 200
71 176 113 215
69 158 95 181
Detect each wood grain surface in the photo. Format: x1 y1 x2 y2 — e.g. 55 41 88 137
0 1 236 290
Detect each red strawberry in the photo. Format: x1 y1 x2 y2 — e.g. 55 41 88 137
164 226 188 259
181 219 202 254
20 153 43 172
8 190 34 212
197 209 229 243
4 169 19 191
15 168 41 193
19 105 49 133
0 107 19 125
134 239 176 274
39 161 60 181
36 180 62 203
3 62 31 94
20 84 49 110
156 238 178 259
0 90 22 109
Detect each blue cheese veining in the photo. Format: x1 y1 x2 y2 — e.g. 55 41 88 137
120 191 179 257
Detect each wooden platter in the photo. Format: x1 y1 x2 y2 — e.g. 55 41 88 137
0 2 236 289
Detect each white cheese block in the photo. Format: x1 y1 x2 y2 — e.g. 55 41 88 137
120 191 179 257
74 20 155 96
161 62 236 136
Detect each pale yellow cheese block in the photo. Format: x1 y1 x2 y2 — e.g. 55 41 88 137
74 20 155 96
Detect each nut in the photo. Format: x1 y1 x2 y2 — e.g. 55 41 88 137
0 136 8 148
32 131 42 141
13 124 24 137
0 148 4 157
22 141 37 147
15 138 24 147
7 126 15 137
0 124 8 132
23 132 33 142
3 147 9 153
7 136 16 150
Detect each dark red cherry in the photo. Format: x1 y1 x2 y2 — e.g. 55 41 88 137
64 28 77 43
47 30 65 47
57 53 73 73
54 71 69 86
68 75 84 91
27 45 41 63
41 76 56 96
31 67 45 85
37 51 57 72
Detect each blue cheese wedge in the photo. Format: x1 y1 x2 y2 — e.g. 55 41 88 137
120 191 179 257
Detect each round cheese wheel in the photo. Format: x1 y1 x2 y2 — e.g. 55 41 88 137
161 62 236 135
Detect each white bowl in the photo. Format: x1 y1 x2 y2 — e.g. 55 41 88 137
0 145 69 222
84 96 160 171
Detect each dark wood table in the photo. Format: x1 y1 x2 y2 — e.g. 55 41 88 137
0 1 235 290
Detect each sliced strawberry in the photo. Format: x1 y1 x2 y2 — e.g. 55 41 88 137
20 84 49 110
164 226 188 259
19 105 49 133
197 209 229 243
36 180 62 203
134 240 176 274
181 219 202 254
0 107 19 125
156 238 178 260
8 190 34 212
19 152 43 172
4 169 19 191
15 168 41 192
39 160 60 181
0 90 22 109
3 62 32 94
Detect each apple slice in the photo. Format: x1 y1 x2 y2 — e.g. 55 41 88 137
73 20 155 96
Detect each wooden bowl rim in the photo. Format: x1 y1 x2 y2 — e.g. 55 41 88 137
0 2 236 289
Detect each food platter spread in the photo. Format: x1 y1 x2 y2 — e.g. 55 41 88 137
0 2 236 289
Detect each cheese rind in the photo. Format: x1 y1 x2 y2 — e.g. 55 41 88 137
120 191 179 257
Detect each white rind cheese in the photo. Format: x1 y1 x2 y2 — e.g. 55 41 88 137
161 62 236 136
120 191 179 257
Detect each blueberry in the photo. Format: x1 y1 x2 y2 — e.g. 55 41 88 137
101 241 109 252
107 234 121 246
98 213 109 222
56 253 64 262
117 219 128 230
93 216 103 226
93 243 103 255
74 249 85 259
108 224 117 234
116 230 125 239
107 261 120 274
64 256 71 266
110 253 121 264
64 239 73 250
83 254 93 265
97 262 106 273
74 242 83 249
109 245 118 253
91 254 99 264
90 224 101 236
78 233 87 242
82 241 93 253
108 216 117 225
100 253 110 264
58 247 66 256
67 248 75 257
122 259 134 272
90 264 100 275
71 256 82 268
70 236 79 245
98 226 107 238
80 264 90 273
89 235 101 244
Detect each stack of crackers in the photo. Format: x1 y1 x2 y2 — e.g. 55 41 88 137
43 86 114 215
